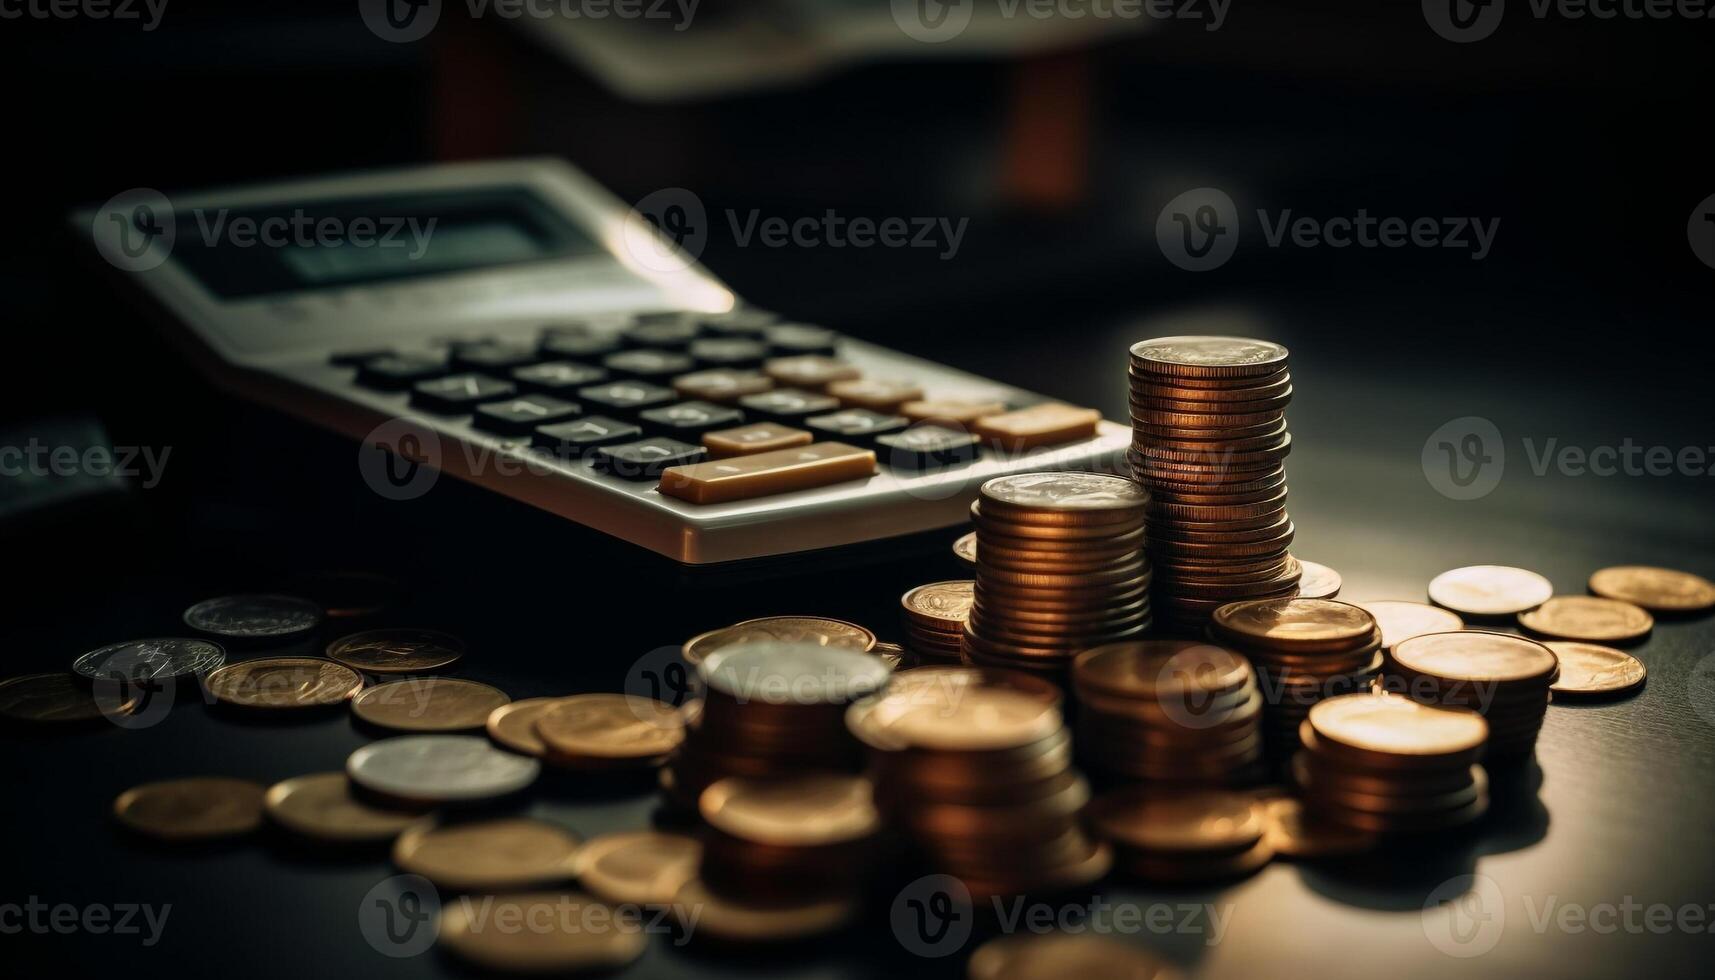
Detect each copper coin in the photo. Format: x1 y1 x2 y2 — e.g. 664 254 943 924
1307 692 1488 763
1257 793 1375 859
1588 565 1715 613
534 694 685 765
485 697 575 757
1518 596 1654 643
352 678 511 732
671 878 856 943
700 774 879 846
1292 559 1342 599
114 777 266 841
1428 565 1553 616
572 831 703 907
395 817 582 890
683 616 876 667
437 891 645 972
325 628 465 675
1087 787 1264 853
1543 642 1647 698
969 932 1181 980
0 672 133 724
1352 600 1465 650
1212 598 1375 649
901 581 975 631
1390 630 1559 686
204 657 363 709
851 684 1062 752
263 772 419 843
953 531 978 565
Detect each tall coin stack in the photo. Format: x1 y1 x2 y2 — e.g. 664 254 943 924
661 643 891 811
847 668 1112 901
1208 598 1383 762
1071 641 1265 786
899 581 974 665
1295 692 1491 834
1127 336 1300 633
1383 631 1558 766
963 473 1152 679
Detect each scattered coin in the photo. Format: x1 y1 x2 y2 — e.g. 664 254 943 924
346 735 540 806
953 531 978 565
438 891 645 973
533 694 685 768
968 932 1183 980
1352 600 1465 650
485 697 574 757
1518 595 1654 643
204 657 363 710
72 638 226 685
682 616 876 667
262 772 420 843
395 817 582 890
1257 793 1375 859
1427 565 1553 616
325 628 465 675
670 878 857 943
351 678 511 732
0 672 134 724
113 777 266 841
182 594 322 640
1293 559 1342 599
1588 565 1715 613
1543 642 1647 699
572 831 703 907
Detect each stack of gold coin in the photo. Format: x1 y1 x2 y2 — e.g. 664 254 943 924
847 667 1110 900
1127 336 1299 633
1087 788 1274 883
1384 630 1558 764
661 642 890 810
1294 692 1491 834
1207 598 1383 760
963 473 1152 678
695 773 882 903
1071 641 1265 786
900 581 973 663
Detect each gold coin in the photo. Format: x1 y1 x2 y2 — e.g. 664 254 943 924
325 628 465 675
534 694 684 765
1351 600 1465 650
262 772 419 843
1293 559 1342 599
902 581 975 630
969 932 1181 980
1257 793 1375 859
953 531 978 565
1518 595 1654 643
204 657 363 709
486 697 574 757
671 878 856 943
1087 787 1264 854
394 817 582 890
699 774 879 847
1588 565 1715 613
437 891 645 973
1072 640 1251 700
1308 692 1488 759
0 672 132 724
853 685 1062 752
572 831 702 907
682 616 876 667
1390 630 1558 685
1543 642 1647 698
1427 565 1553 616
351 678 511 732
1212 598 1374 647
113 777 266 841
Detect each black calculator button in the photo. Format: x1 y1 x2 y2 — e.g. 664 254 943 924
540 331 621 361
764 323 839 356
577 381 677 418
739 388 841 424
450 341 540 373
473 395 581 435
592 437 708 480
633 311 694 326
689 338 768 369
531 416 642 458
603 349 696 380
639 401 745 438
513 361 608 393
356 353 449 390
330 348 394 367
699 309 778 336
875 425 982 470
804 408 908 443
411 374 517 413
621 320 702 349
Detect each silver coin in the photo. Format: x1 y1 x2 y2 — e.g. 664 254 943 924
347 735 540 804
979 472 1148 512
183 594 323 639
72 638 227 683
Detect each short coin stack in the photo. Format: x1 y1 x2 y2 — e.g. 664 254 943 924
1208 598 1383 761
847 667 1111 900
661 642 890 810
1087 788 1274 883
899 581 974 664
1295 692 1491 834
695 773 881 905
964 473 1152 678
1071 640 1265 786
1127 336 1300 633
1384 630 1558 765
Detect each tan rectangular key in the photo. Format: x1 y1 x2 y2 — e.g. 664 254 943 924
702 422 814 458
658 442 877 504
901 399 1009 426
972 403 1101 451
763 355 861 390
673 368 774 404
828 379 924 412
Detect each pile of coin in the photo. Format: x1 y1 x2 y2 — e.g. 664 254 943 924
1294 692 1491 834
1071 640 1265 786
680 616 878 669
847 666 1110 900
1208 598 1383 761
963 473 1152 677
661 642 890 810
695 773 881 905
1384 630 1558 765
899 581 973 664
1087 788 1274 882
1127 337 1300 633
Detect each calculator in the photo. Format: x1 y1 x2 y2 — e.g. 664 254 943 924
73 159 1128 564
